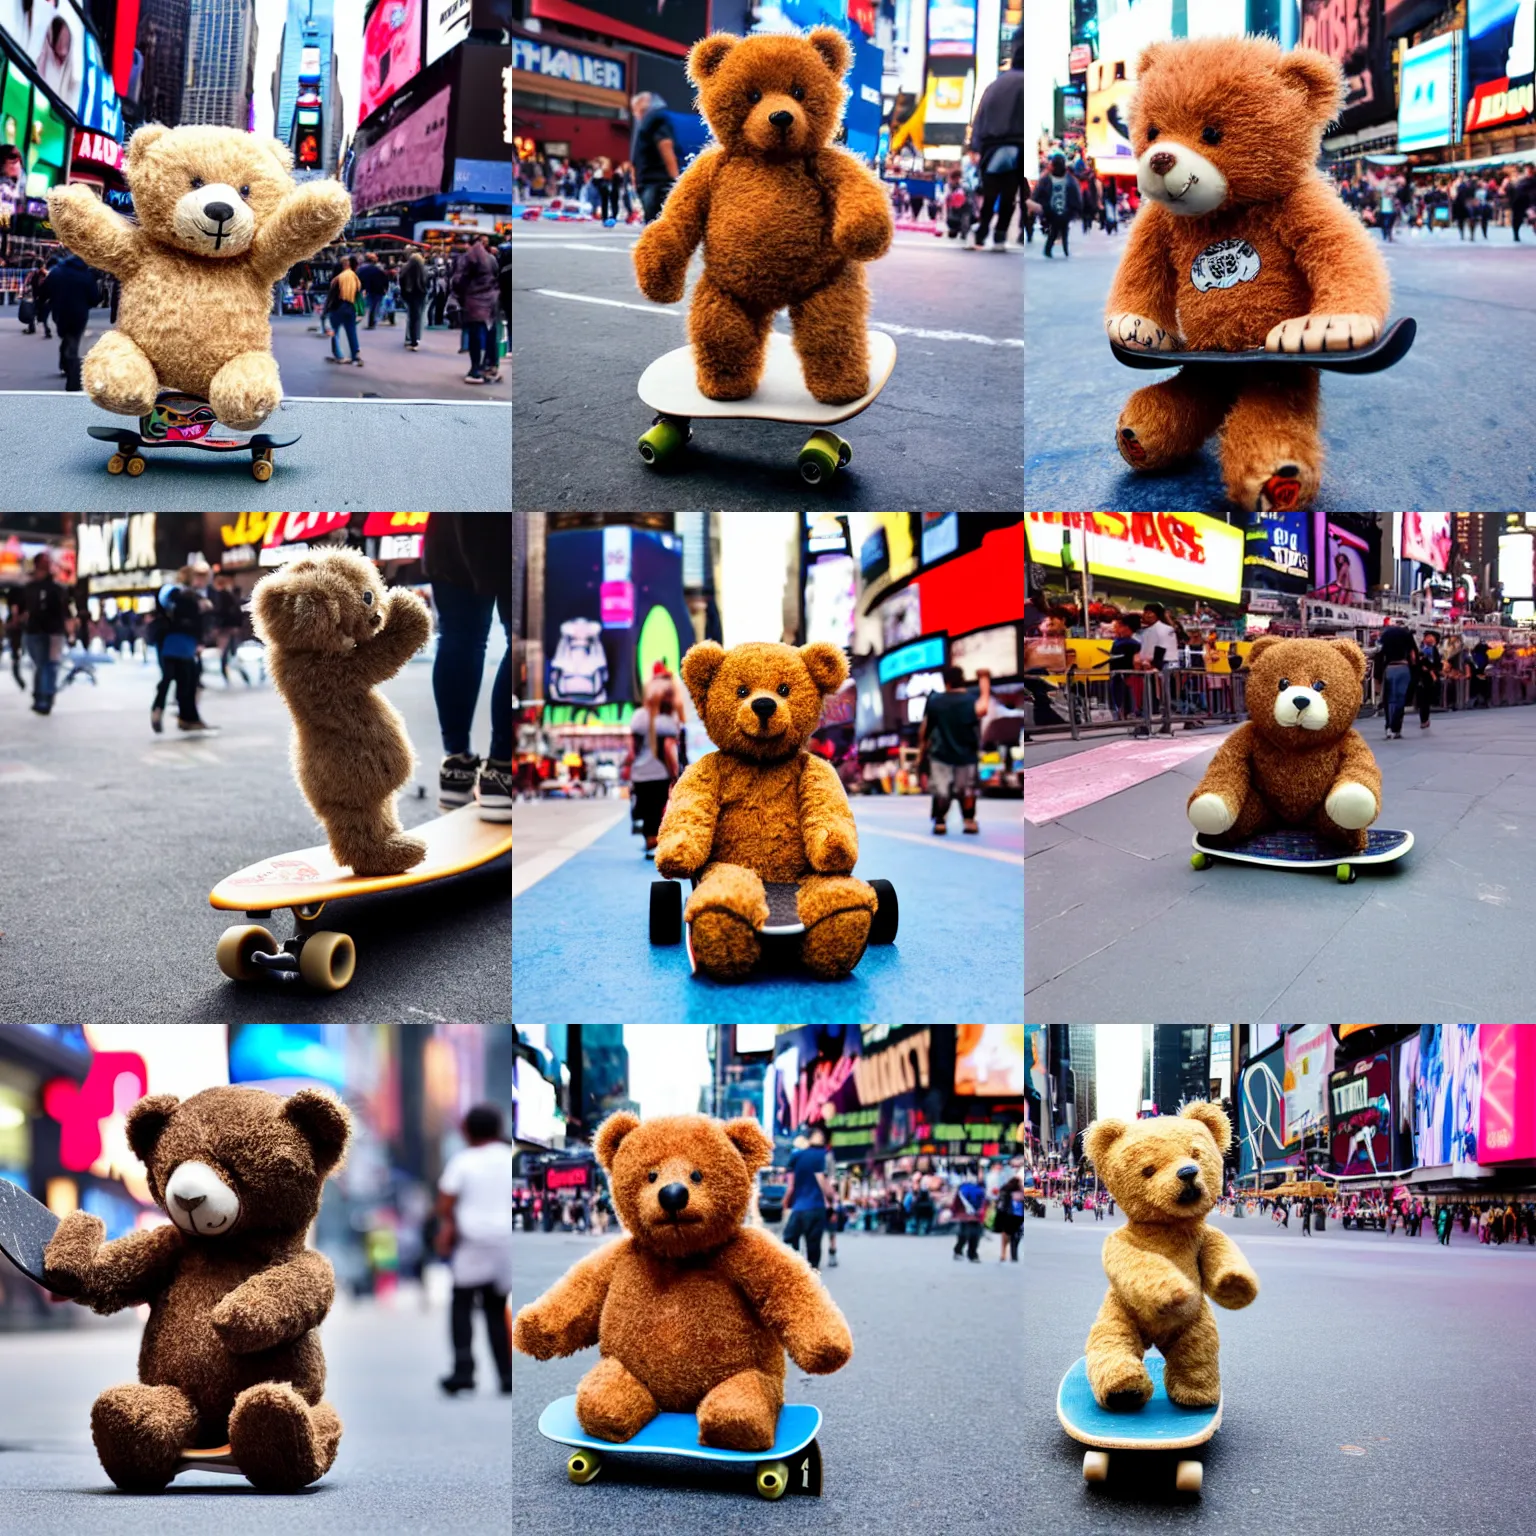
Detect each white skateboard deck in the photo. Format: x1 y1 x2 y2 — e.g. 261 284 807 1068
638 330 896 424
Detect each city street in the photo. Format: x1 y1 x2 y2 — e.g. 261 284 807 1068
1024 1210 1536 1533
0 644 509 1023
1023 225 1536 512
512 222 1023 510
0 1285 510 1534
1025 700 1536 1024
513 1226 1022 1535
512 790 1024 1025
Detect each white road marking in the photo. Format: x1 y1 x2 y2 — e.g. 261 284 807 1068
857 824 1024 864
512 808 628 898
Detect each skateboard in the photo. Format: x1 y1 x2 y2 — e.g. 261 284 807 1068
1191 827 1412 883
209 804 511 992
0 1176 60 1285
1112 316 1415 375
636 329 897 485
87 392 298 481
537 1395 823 1500
1057 1354 1219 1494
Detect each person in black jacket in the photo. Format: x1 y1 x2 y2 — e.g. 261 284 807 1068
1509 167 1536 241
1033 152 1082 257
399 250 429 349
42 253 98 391
1374 620 1417 739
358 256 390 328
968 33 1024 248
19 551 69 714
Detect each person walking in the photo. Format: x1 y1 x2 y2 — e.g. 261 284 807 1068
782 1123 834 1272
19 551 68 715
1508 165 1536 240
1376 617 1417 739
593 156 620 224
399 248 429 350
357 253 389 328
1301 1196 1312 1236
1034 151 1081 257
435 1104 513 1396
627 677 680 857
208 572 250 685
149 565 217 734
920 666 992 835
323 255 363 366
1452 175 1475 240
1416 629 1443 730
22 260 49 335
1436 1203 1452 1245
968 33 1024 249
42 252 97 392
995 1176 1024 1261
952 1167 986 1260
451 234 499 384
428 255 450 327
630 92 680 222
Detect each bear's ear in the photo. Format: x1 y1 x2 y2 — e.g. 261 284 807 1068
127 123 169 171
688 33 737 84
595 1111 641 1171
1135 41 1170 79
1084 1118 1128 1169
723 1116 773 1174
1181 1100 1232 1154
266 138 295 175
126 1095 180 1167
1245 634 1286 666
807 25 852 80
1276 47 1345 125
681 641 727 717
799 641 848 696
251 576 340 649
284 1089 351 1176
1330 638 1367 682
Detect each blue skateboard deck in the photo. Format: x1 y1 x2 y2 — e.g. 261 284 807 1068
537 1395 823 1499
1192 827 1411 883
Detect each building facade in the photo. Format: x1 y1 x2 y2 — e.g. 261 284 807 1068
272 0 338 176
182 0 258 129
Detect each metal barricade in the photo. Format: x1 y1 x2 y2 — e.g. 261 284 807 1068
1023 667 1158 741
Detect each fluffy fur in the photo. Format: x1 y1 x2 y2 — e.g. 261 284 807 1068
514 1112 852 1451
657 640 877 981
1083 1103 1258 1410
46 124 352 429
41 1087 351 1493
251 548 432 876
1104 36 1391 511
1187 635 1381 852
632 28 892 403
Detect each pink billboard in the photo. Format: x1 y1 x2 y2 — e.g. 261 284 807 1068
352 85 449 210
359 0 422 125
1478 1024 1536 1164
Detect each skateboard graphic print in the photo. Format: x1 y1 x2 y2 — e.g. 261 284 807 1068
87 391 299 481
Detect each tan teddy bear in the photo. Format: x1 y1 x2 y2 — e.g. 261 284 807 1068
657 640 878 980
1083 1103 1258 1409
514 1111 852 1451
252 548 432 876
1187 635 1380 853
46 124 353 430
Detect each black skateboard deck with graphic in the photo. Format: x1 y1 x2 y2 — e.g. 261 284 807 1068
1112 317 1416 375
0 1176 60 1285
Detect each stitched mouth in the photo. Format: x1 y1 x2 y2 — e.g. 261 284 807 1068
202 1215 229 1231
660 1211 702 1225
1165 174 1199 202
196 220 232 249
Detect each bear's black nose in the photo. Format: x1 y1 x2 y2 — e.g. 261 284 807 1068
203 201 234 223
769 110 793 129
1149 151 1176 176
175 1193 206 1212
751 696 777 724
1292 694 1310 710
1176 1163 1199 1183
658 1182 690 1214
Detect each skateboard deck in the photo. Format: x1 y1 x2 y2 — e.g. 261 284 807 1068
0 1176 59 1286
209 804 511 991
636 330 896 485
1112 316 1416 375
1057 1355 1219 1492
537 1395 823 1499
88 392 298 481
1192 827 1412 882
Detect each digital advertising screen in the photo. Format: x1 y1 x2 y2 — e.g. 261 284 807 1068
1465 0 1535 133
1301 0 1389 132
1315 517 1371 601
804 555 856 651
1329 1052 1395 1177
1411 1024 1481 1169
352 84 448 209
928 0 977 58
1084 58 1135 170
1398 32 1462 152
920 512 959 566
0 0 83 117
851 653 886 739
1401 512 1453 572
950 623 1020 681
458 42 512 158
1498 531 1535 599
1477 1023 1536 1163
1025 514 1244 604
1244 511 1311 590
1237 1041 1291 1180
359 0 423 125
953 1026 1024 1096
1283 1024 1332 1145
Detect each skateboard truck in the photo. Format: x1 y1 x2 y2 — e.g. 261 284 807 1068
216 902 357 992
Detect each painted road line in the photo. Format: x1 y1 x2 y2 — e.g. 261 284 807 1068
512 808 628 899
857 824 1024 864
1024 732 1231 824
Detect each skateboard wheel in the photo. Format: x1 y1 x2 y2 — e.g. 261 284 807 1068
649 879 682 945
1175 1459 1203 1493
1337 864 1356 884
638 418 685 466
126 456 146 476
106 453 126 475
252 456 273 482
1083 1451 1109 1483
798 430 842 485
755 1460 789 1500
1191 851 1210 870
215 924 276 982
567 1449 602 1484
835 435 852 467
868 878 898 944
298 930 356 991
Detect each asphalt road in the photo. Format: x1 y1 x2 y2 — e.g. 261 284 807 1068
511 222 1023 510
0 640 509 1023
1025 698 1536 1024
1023 221 1536 512
513 1225 1022 1535
0 1282 510 1534
1025 1209 1536 1534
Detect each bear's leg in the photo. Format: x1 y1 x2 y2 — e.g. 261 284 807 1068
1115 367 1230 471
82 332 161 419
89 1382 198 1492
1220 368 1323 512
209 350 282 432
696 1368 783 1452
575 1355 659 1443
228 1382 342 1492
1084 1290 1154 1409
684 862 769 980
688 273 773 401
1161 1299 1223 1407
796 874 877 979
788 265 873 404
319 802 427 877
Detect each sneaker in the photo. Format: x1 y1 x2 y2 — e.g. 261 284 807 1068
828 1252 838 1268
475 758 512 822
439 1373 476 1396
933 821 947 836
150 707 163 734
1420 720 1430 729
177 718 219 733
439 752 480 808
324 354 343 363
465 373 487 385
962 819 979 835
353 357 364 366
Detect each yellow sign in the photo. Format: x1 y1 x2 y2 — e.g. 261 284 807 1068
221 512 280 548
1026 513 1245 604
1085 57 1137 171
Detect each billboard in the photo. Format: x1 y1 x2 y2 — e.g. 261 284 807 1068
359 0 423 125
928 0 977 58
352 84 448 209
1402 512 1452 572
1498 531 1535 599
1025 514 1245 604
1237 1040 1293 1179
1300 0 1391 132
1315 516 1371 601
1244 512 1311 591
426 0 471 65
1466 1 1535 133
1085 58 1135 170
1477 1023 1536 1163
950 623 1020 682
0 0 83 116
954 1026 1024 1096
1411 1024 1481 1169
458 43 512 158
1283 1024 1333 1146
1329 1051 1394 1176
598 0 708 51
1398 32 1462 153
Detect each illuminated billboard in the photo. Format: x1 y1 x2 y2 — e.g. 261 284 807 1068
1478 1023 1536 1163
928 0 977 58
954 1026 1024 1096
359 0 423 125
1329 1052 1395 1177
1410 1024 1481 1169
1025 513 1244 604
1398 32 1462 152
1401 512 1452 572
1498 531 1535 599
1466 0 1534 133
1283 1024 1332 1146
1085 58 1135 170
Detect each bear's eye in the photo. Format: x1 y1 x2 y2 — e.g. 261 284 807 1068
690 1170 703 1184
1313 679 1325 691
776 683 790 697
239 185 250 198
1202 125 1223 146
748 89 762 104
1277 677 1290 690
647 1171 658 1183
1141 1164 1156 1178
1146 126 1160 142
190 176 204 189
737 685 750 698
363 590 374 606
791 85 804 102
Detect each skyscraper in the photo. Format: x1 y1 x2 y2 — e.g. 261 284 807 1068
182 0 259 129
272 0 339 175
133 0 194 129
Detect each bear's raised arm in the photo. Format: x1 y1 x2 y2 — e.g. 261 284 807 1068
208 1248 336 1353
249 180 355 284
655 753 723 878
717 1227 853 1375
513 1236 629 1359
347 586 433 689
1186 721 1258 838
632 147 720 307
42 1211 182 1314
797 754 858 874
44 185 145 279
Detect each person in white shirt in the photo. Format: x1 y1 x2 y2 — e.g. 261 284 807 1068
1136 603 1179 670
436 1104 514 1395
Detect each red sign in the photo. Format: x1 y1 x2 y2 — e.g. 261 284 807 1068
363 512 430 535
546 1164 590 1189
1069 43 1093 74
264 512 352 545
73 130 125 173
45 1053 149 1173
1479 1024 1536 1164
1467 77 1535 134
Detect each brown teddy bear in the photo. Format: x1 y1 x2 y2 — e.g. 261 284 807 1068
252 548 433 876
657 639 877 981
1187 635 1380 853
633 28 893 403
41 1086 351 1492
46 124 353 430
1105 36 1391 512
1083 1102 1257 1409
514 1111 852 1450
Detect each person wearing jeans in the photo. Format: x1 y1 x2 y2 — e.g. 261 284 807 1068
1375 619 1417 739
782 1124 833 1272
329 302 360 363
19 551 69 715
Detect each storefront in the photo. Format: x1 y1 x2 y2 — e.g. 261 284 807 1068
512 29 633 169
65 127 129 212
75 513 208 612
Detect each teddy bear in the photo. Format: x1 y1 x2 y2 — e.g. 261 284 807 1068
251 547 433 876
632 28 892 403
40 1086 351 1493
1104 36 1392 512
1187 635 1381 853
514 1111 852 1451
46 124 353 430
656 639 877 981
1083 1102 1257 1410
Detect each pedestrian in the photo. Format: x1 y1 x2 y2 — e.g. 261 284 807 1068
919 665 992 835
451 234 499 384
952 1166 986 1260
968 33 1024 249
1468 640 1493 707
1061 1192 1073 1222
824 1144 843 1268
782 1123 833 1272
995 1176 1024 1261
1436 1204 1452 1245
943 166 973 241
323 255 363 366
1452 175 1474 240
42 251 97 392
1442 633 1465 710
627 677 680 857
630 91 680 223
1079 163 1099 233
1416 629 1443 731
1508 165 1536 241
208 571 250 685
30 258 55 338
357 252 389 328
18 551 68 715
1375 617 1417 739
435 1104 513 1397
149 564 217 734
1301 1196 1312 1236
399 247 429 350
1034 151 1081 257
22 259 49 335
